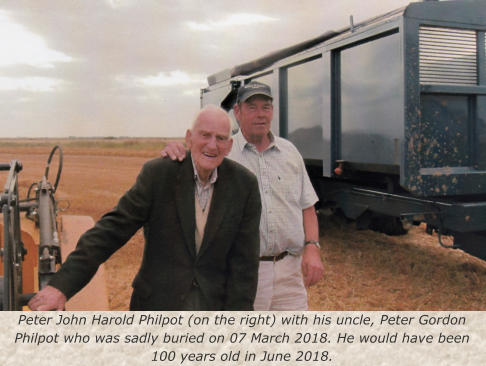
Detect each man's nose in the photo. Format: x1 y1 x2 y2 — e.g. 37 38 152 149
207 136 217 149
256 107 266 117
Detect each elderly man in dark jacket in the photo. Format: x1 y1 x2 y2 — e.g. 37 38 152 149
29 105 261 311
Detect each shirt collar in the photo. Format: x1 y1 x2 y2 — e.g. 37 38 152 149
191 155 218 186
234 129 279 153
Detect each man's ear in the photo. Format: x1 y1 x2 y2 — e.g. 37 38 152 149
185 129 192 148
233 103 240 121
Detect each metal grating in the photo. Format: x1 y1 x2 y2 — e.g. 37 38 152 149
419 26 477 85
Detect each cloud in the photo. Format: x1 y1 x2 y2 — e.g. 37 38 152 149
186 13 278 31
119 70 206 88
183 89 200 96
0 0 412 138
0 76 64 92
105 0 137 9
0 10 73 68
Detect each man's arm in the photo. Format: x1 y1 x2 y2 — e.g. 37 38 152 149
160 141 187 161
301 205 324 287
224 176 261 310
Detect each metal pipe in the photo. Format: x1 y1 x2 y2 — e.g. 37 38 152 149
38 176 54 249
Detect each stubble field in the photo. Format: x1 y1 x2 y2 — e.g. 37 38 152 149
1 138 485 310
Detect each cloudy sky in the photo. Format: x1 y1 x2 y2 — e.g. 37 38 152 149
0 0 412 138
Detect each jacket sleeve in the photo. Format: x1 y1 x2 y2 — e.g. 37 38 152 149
48 161 155 299
223 174 261 310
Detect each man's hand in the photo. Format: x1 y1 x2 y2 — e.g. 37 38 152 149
160 141 187 161
28 285 67 311
301 206 323 287
301 243 324 287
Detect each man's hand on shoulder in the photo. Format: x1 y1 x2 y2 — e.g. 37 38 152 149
160 141 187 161
28 285 67 311
302 243 324 287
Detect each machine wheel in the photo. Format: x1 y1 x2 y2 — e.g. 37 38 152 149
369 215 408 236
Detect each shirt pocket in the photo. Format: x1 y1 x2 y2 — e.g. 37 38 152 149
271 165 300 204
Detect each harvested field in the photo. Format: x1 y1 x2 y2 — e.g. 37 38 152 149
1 138 485 310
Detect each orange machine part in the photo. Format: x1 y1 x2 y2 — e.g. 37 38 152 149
20 219 40 293
0 220 38 293
1 215 109 310
60 215 109 310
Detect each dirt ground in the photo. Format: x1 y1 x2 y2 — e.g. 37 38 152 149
1 140 485 310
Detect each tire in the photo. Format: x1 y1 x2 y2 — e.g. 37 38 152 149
369 215 408 236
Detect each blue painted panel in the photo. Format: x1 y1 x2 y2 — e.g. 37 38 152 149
340 32 403 165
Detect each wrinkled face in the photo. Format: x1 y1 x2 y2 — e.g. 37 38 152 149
186 109 233 179
234 95 273 141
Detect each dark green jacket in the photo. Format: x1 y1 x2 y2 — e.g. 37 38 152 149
49 154 261 310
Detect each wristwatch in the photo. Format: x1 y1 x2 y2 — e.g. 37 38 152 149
304 240 321 249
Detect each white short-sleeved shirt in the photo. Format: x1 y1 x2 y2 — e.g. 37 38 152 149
228 130 318 256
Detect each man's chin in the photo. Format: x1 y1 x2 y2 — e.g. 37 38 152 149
251 125 270 134
199 160 221 171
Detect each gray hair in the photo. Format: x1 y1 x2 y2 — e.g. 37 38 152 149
191 105 231 135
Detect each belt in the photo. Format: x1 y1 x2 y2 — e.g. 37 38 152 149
259 251 288 262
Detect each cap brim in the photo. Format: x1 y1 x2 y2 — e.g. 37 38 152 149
240 91 273 102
